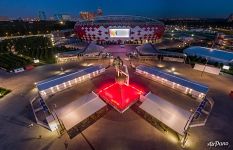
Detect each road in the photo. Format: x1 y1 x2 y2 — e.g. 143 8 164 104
0 52 233 149
0 34 52 41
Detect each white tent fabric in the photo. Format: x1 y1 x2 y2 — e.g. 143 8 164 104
139 92 191 135
57 92 106 130
84 42 105 56
136 43 159 55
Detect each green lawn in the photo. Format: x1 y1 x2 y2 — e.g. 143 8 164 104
0 87 11 98
0 36 77 64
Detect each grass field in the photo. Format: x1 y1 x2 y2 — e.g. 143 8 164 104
0 87 11 98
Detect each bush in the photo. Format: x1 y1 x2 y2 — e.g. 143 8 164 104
0 36 78 64
0 53 31 70
0 87 11 98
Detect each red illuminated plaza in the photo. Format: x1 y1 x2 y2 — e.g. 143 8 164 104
97 82 146 112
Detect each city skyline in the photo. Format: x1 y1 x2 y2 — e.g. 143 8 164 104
0 0 233 19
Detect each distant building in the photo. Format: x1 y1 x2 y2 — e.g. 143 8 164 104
80 12 95 20
54 14 71 21
227 14 233 22
80 8 103 20
22 17 38 22
38 11 47 20
61 15 71 21
0 16 9 21
97 8 103 16
49 16 55 21
215 33 233 50
54 14 62 21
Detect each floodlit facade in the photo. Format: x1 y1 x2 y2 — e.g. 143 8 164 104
35 66 105 98
136 65 208 100
74 15 165 44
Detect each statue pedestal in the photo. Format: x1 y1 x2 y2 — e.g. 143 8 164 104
115 74 127 85
98 82 145 113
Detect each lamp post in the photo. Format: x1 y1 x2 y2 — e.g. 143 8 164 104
182 109 194 147
52 104 64 136
201 58 208 77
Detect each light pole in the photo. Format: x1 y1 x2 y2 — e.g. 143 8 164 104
52 104 65 136
182 109 194 147
201 58 208 77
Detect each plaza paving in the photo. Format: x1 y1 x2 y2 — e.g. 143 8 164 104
0 49 233 149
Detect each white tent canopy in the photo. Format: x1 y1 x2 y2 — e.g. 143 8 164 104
83 42 105 56
57 92 106 130
136 43 160 55
139 92 192 135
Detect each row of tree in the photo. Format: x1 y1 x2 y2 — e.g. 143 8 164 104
162 19 233 29
187 55 233 68
0 53 31 70
0 36 75 64
0 20 75 36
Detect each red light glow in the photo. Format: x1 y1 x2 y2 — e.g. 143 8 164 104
97 82 146 112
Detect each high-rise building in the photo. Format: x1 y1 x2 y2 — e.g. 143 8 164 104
61 15 71 21
54 14 63 21
97 8 103 16
227 14 233 22
38 11 47 20
0 16 9 21
54 14 71 21
80 8 103 20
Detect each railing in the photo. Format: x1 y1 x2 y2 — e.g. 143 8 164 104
189 96 214 127
30 96 51 130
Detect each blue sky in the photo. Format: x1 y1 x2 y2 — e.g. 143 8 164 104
0 0 232 18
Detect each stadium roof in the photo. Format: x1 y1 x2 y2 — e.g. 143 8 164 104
139 92 191 135
136 43 160 55
160 50 186 57
57 92 106 130
136 43 185 57
136 65 208 94
83 42 104 55
184 46 233 64
58 50 82 57
36 66 103 91
77 15 164 26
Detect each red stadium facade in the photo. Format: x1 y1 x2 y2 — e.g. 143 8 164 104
74 15 165 44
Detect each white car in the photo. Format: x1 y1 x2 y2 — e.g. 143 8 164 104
120 45 125 48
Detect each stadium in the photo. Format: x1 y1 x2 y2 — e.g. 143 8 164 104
74 15 165 44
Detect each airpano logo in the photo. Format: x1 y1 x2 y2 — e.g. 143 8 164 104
207 141 229 147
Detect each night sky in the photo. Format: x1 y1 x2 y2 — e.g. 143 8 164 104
0 0 233 18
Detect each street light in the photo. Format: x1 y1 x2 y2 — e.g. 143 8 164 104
201 58 208 77
171 67 175 72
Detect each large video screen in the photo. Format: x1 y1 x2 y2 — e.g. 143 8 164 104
109 29 130 38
